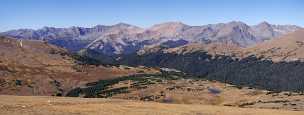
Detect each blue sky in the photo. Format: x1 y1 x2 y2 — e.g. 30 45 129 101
0 0 303 32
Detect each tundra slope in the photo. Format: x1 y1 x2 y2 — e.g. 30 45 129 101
0 36 158 96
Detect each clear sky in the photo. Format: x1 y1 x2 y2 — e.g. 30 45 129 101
0 0 303 32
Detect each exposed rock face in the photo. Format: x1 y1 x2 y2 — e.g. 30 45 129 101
0 23 143 52
250 21 300 41
1 21 301 55
208 21 257 47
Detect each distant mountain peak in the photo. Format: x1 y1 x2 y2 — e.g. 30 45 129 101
1 21 301 55
149 21 188 33
256 21 272 27
159 21 186 25
227 21 247 25
113 22 132 27
151 21 188 27
259 21 270 25
224 21 250 30
112 22 142 29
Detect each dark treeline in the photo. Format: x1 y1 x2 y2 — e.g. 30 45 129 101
82 50 304 92
66 72 187 97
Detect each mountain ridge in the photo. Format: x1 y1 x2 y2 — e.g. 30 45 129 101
1 21 301 55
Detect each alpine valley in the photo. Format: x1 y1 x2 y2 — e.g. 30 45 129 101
2 21 304 114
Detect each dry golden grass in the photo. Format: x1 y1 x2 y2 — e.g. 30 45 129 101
0 95 303 115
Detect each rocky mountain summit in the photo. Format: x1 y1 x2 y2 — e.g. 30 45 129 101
1 21 301 55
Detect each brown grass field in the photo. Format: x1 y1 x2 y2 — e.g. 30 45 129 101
0 95 303 115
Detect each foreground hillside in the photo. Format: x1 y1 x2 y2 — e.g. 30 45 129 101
0 36 158 96
0 95 303 115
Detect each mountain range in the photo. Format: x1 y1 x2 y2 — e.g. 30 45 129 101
1 21 301 56
1 21 304 92
2 20 304 108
